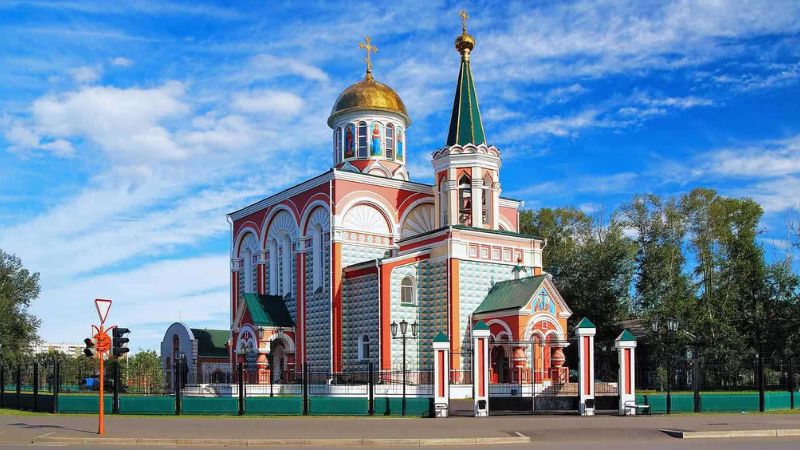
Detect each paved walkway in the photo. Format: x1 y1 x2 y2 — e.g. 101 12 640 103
1 412 799 446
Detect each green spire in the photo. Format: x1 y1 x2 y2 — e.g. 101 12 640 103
446 16 486 147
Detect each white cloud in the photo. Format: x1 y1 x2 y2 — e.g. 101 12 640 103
110 56 134 67
69 65 101 84
248 54 329 82
232 90 304 116
541 83 587 104
704 135 800 178
501 109 603 140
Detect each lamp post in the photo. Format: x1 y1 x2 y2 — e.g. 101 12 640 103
652 317 679 414
391 319 418 416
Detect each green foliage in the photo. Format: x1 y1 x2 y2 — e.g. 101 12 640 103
0 250 41 365
520 188 800 374
521 207 636 344
124 350 164 394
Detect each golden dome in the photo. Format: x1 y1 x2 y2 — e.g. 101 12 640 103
327 74 409 127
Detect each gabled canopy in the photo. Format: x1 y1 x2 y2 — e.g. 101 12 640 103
242 293 295 328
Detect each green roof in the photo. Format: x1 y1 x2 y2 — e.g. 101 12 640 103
243 293 295 327
576 317 596 329
617 329 637 342
433 332 449 343
472 320 490 331
446 54 486 146
473 275 548 314
190 328 229 358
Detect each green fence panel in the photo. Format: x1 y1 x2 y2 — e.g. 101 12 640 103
58 395 113 414
643 394 666 414
309 396 368 416
374 397 433 417
182 397 238 415
119 396 174 415
245 397 303 415
764 392 791 411
700 393 759 412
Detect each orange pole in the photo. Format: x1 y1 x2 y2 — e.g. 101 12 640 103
98 325 105 435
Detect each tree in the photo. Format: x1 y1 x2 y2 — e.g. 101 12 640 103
0 250 41 365
521 208 636 343
125 350 164 394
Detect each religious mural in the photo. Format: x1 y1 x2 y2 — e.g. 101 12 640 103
344 124 355 159
396 127 404 160
533 288 556 315
370 122 383 156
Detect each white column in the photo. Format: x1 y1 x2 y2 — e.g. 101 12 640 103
472 321 490 417
615 330 638 415
575 318 596 416
471 167 483 228
447 168 459 226
433 333 450 418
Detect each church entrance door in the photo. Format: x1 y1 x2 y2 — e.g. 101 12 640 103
272 341 285 383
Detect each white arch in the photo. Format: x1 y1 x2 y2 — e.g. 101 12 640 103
498 216 514 232
234 226 261 257
341 202 392 235
485 319 513 338
522 314 565 341
269 331 296 353
299 201 331 235
364 160 393 178
398 200 435 240
335 195 397 233
260 205 299 246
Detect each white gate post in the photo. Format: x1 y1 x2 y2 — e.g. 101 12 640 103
472 321 490 417
433 332 450 418
615 330 637 415
576 317 596 416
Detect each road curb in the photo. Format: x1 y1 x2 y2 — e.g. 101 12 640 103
660 428 800 439
33 435 531 447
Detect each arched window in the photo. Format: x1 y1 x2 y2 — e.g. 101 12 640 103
358 334 370 361
334 127 342 163
281 234 292 297
482 174 492 225
268 239 278 295
458 175 472 226
400 276 416 305
312 224 323 291
440 180 449 226
385 123 395 160
357 121 368 158
243 248 254 294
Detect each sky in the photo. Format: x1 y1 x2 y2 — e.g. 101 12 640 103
1 0 799 353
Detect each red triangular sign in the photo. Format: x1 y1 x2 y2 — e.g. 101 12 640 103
95 298 112 324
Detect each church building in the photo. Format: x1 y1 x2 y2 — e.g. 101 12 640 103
164 16 573 387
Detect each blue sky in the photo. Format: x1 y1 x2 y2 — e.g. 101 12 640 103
1 0 799 352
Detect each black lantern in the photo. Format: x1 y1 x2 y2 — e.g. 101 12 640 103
390 321 398 338
399 319 408 336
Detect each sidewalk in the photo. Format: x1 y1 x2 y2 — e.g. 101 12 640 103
2 412 800 447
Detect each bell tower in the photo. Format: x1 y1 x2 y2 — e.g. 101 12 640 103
432 11 502 229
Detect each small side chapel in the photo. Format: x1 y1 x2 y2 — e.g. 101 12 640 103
164 14 574 386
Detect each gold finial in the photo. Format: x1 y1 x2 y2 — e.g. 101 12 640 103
455 10 475 59
359 36 378 80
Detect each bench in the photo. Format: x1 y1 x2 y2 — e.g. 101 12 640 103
624 400 651 415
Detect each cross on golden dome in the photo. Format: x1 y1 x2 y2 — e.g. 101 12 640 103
460 10 468 34
358 36 378 79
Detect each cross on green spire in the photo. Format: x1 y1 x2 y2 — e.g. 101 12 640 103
446 14 486 147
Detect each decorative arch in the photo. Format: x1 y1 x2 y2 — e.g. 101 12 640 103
485 319 513 338
364 160 392 178
522 315 565 341
236 324 258 354
498 216 514 232
336 192 398 231
234 226 261 257
260 205 299 246
341 203 392 235
300 201 331 235
268 331 296 353
265 209 299 297
399 201 435 240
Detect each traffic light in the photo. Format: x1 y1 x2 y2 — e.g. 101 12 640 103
84 337 97 358
112 327 130 358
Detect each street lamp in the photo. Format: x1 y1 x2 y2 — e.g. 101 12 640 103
652 317 679 414
391 319 418 416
